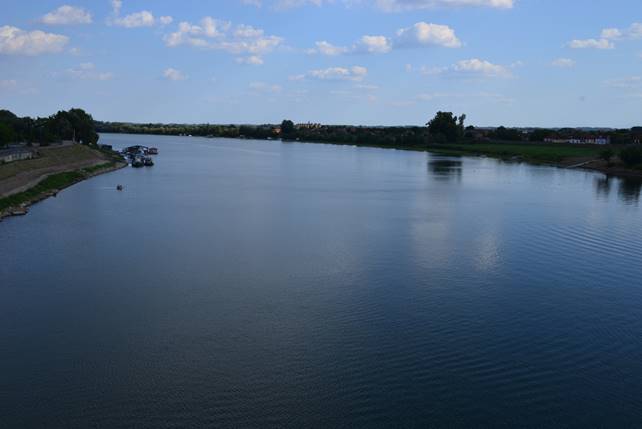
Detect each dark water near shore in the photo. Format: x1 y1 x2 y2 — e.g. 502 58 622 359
2 134 642 428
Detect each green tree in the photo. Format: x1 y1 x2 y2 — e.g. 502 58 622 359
0 122 14 147
68 108 99 145
281 119 295 135
426 111 463 143
529 129 553 142
620 146 642 167
491 126 523 141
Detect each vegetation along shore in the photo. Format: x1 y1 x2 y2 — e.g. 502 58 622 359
2 106 641 220
96 112 642 179
0 108 125 220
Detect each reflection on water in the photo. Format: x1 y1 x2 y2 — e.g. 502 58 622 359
595 175 642 205
618 178 642 205
594 176 612 200
2 135 642 428
428 159 463 182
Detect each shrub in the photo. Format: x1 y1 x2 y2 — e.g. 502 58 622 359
620 146 642 167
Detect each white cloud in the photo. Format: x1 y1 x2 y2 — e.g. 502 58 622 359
413 58 511 78
599 22 642 40
297 66 368 81
163 68 186 81
552 58 575 68
309 21 459 56
568 23 641 50
41 5 92 25
453 58 511 77
358 35 392 53
395 22 461 48
113 11 155 28
159 16 174 25
66 63 113 80
601 28 622 40
164 17 283 64
568 38 614 49
309 41 350 55
0 26 69 55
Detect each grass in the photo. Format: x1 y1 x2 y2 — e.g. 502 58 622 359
0 161 122 213
426 142 603 164
0 145 105 181
0 171 85 212
81 161 117 174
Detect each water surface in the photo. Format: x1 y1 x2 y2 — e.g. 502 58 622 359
2 134 642 428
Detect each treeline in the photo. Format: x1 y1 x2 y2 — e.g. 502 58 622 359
95 121 271 139
97 114 642 148
482 126 639 145
0 109 99 147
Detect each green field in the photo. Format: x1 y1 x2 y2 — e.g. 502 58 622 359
426 142 604 164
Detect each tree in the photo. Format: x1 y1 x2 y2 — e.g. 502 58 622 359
529 129 553 142
0 122 14 147
68 108 99 145
620 146 642 167
426 111 464 143
491 126 522 141
281 119 295 135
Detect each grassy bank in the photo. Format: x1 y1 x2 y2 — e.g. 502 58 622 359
0 161 124 217
425 142 604 164
0 145 106 182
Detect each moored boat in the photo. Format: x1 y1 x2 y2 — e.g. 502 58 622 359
132 157 144 168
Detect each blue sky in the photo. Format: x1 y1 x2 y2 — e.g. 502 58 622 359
1 0 641 127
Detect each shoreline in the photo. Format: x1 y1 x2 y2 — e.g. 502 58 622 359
280 138 642 181
279 137 642 180
100 131 642 180
0 160 126 221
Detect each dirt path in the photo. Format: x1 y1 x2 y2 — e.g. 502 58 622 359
0 145 110 198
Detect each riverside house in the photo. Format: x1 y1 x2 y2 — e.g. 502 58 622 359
0 147 35 164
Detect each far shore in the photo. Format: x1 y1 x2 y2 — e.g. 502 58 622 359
98 131 642 180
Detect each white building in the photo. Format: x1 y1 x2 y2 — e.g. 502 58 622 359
0 148 35 164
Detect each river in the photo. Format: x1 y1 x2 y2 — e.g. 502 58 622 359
2 134 642 428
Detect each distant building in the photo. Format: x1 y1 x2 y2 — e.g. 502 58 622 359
0 147 35 164
544 136 610 145
296 122 322 130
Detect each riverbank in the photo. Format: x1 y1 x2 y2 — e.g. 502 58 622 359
0 145 126 220
422 142 642 179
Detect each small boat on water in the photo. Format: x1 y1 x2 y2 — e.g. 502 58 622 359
148 147 159 155
132 157 144 168
117 185 123 191
143 156 154 166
